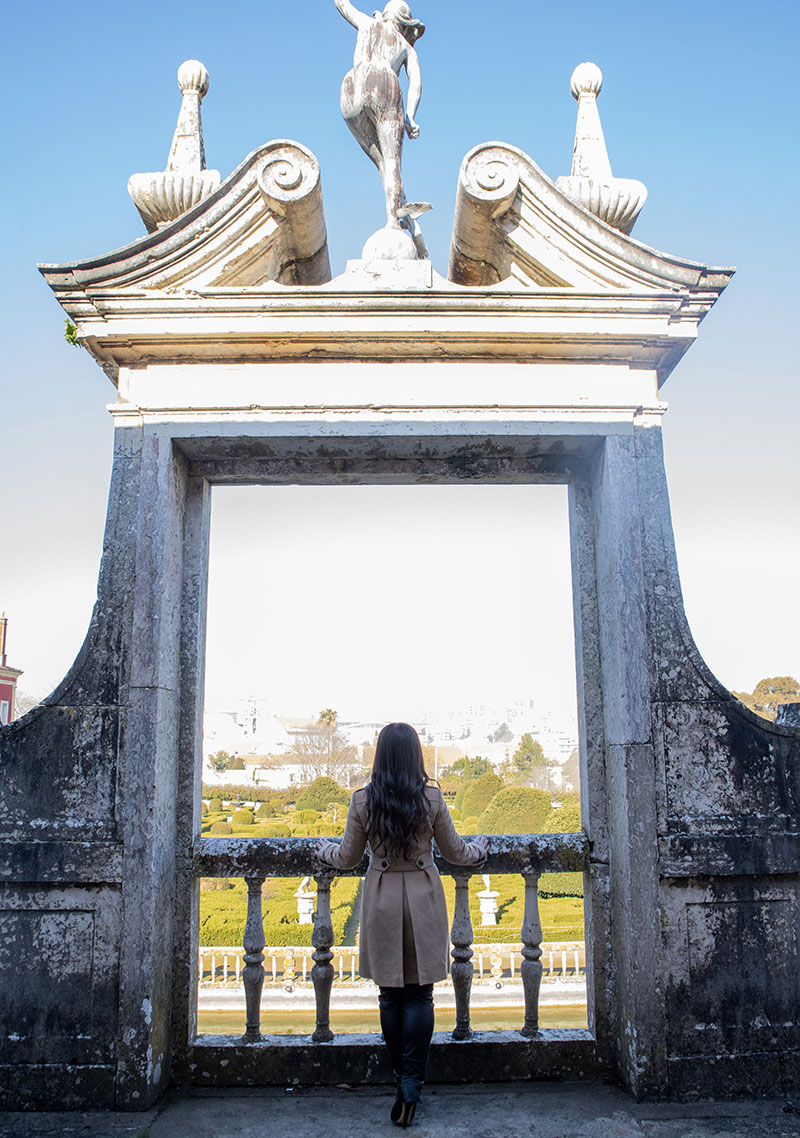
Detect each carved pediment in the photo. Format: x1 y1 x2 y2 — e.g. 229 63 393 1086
449 143 732 294
40 140 330 306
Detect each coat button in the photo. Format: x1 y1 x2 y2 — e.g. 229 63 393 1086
417 858 424 867
381 859 388 869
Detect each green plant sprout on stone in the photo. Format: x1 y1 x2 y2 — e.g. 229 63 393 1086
64 319 79 346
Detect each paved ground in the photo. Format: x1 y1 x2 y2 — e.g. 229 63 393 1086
3 1082 800 1138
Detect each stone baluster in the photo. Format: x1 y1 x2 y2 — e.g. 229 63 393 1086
450 873 474 1040
520 868 543 1038
241 875 266 1042
312 874 335 1042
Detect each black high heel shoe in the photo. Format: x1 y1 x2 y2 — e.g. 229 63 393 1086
390 1083 404 1124
396 1100 416 1128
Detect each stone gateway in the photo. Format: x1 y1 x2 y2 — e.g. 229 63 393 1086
0 43 798 1112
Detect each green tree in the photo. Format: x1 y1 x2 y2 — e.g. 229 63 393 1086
296 776 350 813
489 722 513 743
208 750 233 772
733 677 800 721
479 787 552 834
512 733 546 774
443 756 491 782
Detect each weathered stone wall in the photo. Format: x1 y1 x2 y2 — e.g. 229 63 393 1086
0 431 141 1108
0 427 189 1109
1 419 797 1110
636 420 800 1098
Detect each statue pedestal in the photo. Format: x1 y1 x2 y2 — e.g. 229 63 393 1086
339 257 435 291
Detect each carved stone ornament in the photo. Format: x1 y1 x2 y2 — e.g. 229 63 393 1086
555 62 647 236
128 60 221 233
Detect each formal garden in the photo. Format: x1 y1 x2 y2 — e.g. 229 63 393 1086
199 770 585 947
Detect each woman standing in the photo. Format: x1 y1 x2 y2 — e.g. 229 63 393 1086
316 722 489 1127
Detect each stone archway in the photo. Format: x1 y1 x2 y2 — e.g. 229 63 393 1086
2 126 798 1111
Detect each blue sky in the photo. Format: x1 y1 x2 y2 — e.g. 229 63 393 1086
2 0 798 715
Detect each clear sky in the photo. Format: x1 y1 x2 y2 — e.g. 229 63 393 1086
2 0 798 724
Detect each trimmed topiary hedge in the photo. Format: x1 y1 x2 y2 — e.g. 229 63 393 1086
295 777 350 813
291 808 321 825
201 785 298 805
209 821 233 835
539 798 582 834
231 808 254 826
460 771 504 819
538 871 584 898
199 876 361 946
478 787 552 834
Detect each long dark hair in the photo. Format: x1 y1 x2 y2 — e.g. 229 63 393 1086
364 722 431 859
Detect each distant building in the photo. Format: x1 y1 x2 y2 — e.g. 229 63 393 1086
0 615 23 725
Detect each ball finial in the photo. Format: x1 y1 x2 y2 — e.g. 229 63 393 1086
177 60 210 98
570 62 603 100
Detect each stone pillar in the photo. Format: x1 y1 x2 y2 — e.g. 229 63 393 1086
588 425 667 1097
113 426 189 1107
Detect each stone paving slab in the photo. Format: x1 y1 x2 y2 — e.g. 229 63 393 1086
2 1083 800 1138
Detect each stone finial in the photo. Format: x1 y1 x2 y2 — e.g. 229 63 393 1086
570 61 603 100
556 61 647 236
128 59 221 233
177 59 210 96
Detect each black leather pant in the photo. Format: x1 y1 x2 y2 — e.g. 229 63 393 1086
378 983 434 1103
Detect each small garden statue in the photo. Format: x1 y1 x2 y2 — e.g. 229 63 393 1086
295 876 316 925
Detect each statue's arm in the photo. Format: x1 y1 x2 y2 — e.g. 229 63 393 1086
334 0 371 30
404 47 422 137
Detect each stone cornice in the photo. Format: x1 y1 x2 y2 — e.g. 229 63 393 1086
49 285 717 386
38 138 732 389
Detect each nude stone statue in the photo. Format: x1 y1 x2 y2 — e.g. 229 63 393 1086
335 0 430 248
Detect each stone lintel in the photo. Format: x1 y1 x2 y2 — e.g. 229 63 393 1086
109 359 665 422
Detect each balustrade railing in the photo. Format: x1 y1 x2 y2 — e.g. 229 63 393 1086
193 832 588 1043
197 942 586 985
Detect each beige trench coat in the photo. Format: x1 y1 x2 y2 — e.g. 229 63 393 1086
319 783 486 987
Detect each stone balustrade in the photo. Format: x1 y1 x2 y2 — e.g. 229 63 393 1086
194 833 587 1043
197 942 586 986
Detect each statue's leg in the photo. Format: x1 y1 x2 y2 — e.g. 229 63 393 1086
342 72 385 177
375 114 405 227
341 66 406 228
